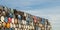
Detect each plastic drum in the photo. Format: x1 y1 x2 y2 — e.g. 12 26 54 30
1 16 4 22
14 18 18 24
6 23 10 28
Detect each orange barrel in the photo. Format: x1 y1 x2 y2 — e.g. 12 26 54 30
6 22 10 28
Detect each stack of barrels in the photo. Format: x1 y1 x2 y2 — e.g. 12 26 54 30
0 6 51 30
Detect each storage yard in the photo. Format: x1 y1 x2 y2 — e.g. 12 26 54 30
0 6 51 30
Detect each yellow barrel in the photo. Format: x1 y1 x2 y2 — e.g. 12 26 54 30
6 22 10 28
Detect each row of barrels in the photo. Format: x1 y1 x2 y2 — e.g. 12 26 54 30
0 6 51 30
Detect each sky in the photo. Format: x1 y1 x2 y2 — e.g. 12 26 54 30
0 0 60 30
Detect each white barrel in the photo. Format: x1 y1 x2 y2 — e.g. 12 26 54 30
12 18 14 23
1 16 4 22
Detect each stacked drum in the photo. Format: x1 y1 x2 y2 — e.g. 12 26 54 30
0 6 51 30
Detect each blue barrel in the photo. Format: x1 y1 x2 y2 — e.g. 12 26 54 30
10 28 15 30
8 13 13 18
4 17 8 23
41 18 45 25
18 15 21 20
26 17 31 25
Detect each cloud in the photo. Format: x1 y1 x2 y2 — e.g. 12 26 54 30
21 6 60 15
0 0 60 10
